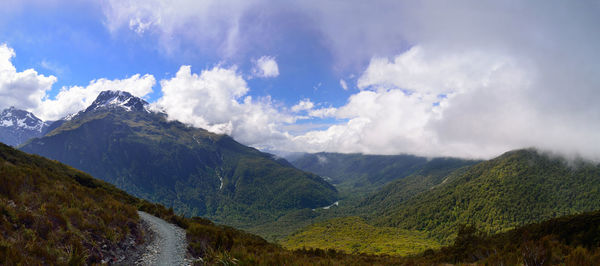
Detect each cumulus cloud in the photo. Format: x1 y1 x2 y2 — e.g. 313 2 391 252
291 41 600 159
291 98 314 113
154 65 293 149
252 56 279 78
35 74 155 120
0 43 156 121
291 46 532 157
0 44 57 112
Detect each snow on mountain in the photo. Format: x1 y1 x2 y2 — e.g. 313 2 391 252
0 91 153 146
0 107 47 132
0 107 50 146
85 90 150 113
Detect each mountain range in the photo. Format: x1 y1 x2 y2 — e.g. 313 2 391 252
19 90 338 230
292 152 478 201
284 148 600 254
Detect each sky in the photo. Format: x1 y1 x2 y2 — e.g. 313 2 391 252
1 0 600 160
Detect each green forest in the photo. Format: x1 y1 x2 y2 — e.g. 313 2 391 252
3 142 600 265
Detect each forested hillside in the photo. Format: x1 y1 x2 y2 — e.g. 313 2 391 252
366 149 600 243
5 136 600 265
292 152 477 202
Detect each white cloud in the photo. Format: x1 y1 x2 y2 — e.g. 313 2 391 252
308 107 336 118
291 98 313 113
102 0 260 57
155 65 293 149
339 79 348 90
35 74 156 120
289 44 600 160
0 44 156 121
252 56 279 78
39 59 67 76
0 44 57 112
129 17 154 34
10 1 600 160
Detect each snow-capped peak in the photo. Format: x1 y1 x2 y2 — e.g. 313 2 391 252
0 107 48 132
85 90 150 113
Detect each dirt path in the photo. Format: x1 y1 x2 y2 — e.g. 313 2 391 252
136 211 188 265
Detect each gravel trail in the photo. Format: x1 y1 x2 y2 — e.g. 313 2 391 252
137 211 188 266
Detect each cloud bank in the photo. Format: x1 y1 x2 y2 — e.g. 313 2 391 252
0 43 155 121
154 65 292 148
6 1 600 160
0 44 56 112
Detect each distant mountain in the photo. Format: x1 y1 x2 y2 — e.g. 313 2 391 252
363 149 600 243
292 152 477 199
0 107 50 146
20 90 338 229
248 154 476 242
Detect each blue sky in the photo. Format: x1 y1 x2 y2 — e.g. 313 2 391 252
1 0 599 160
0 1 352 107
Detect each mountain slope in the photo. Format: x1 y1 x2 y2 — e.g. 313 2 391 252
359 157 476 214
0 142 142 264
20 90 338 228
292 153 477 200
292 153 427 191
365 149 600 243
0 107 49 146
0 141 409 265
423 209 600 265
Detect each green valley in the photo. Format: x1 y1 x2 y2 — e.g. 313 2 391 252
282 216 440 256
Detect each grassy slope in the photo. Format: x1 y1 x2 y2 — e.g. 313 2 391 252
282 216 440 256
0 143 141 264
